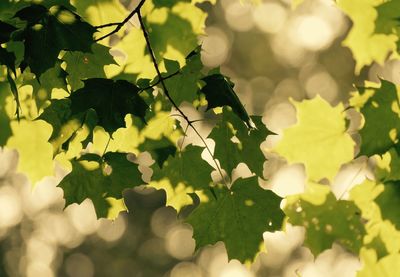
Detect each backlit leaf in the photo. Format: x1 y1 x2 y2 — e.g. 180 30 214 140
274 96 355 181
186 176 284 262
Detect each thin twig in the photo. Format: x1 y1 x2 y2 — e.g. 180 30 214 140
139 70 181 92
338 161 366 200
95 22 120 29
95 0 147 42
137 10 228 186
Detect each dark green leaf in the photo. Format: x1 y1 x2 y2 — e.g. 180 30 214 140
0 20 17 43
0 46 16 72
152 145 213 190
358 80 400 156
209 108 272 177
138 136 177 168
28 60 68 108
375 181 400 230
164 48 203 106
186 176 284 262
59 151 143 218
103 152 143 198
69 78 148 134
201 73 251 127
285 189 365 256
37 99 73 142
0 82 12 145
15 4 95 77
58 158 111 218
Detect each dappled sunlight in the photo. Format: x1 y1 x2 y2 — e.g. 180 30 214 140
2 0 400 276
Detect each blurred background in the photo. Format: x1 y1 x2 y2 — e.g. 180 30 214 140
1 0 399 276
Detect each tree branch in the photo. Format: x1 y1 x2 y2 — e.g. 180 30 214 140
95 0 147 42
137 11 228 186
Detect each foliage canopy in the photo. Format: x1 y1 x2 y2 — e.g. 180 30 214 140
2 0 400 272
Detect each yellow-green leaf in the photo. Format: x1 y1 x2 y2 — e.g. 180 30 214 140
336 0 398 74
274 96 355 181
6 120 54 184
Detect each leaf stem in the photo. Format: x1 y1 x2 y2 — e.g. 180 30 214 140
137 10 228 186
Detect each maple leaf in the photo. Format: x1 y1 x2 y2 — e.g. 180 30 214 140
59 152 143 218
69 78 148 134
358 80 400 157
186 176 284 262
14 4 95 77
274 96 355 181
336 0 397 73
152 145 213 190
209 108 273 177
285 183 365 256
63 43 117 90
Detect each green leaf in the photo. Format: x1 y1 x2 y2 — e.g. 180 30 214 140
209 108 273 177
0 82 12 145
201 73 251 127
58 158 111 218
63 43 117 90
0 47 16 71
208 110 242 177
284 184 366 256
186 176 284 262
365 234 389 260
152 145 213 190
358 80 400 156
6 119 54 184
28 60 68 108
138 136 177 168
375 147 400 182
148 12 199 62
375 0 400 51
38 99 98 152
274 96 355 182
336 0 398 73
0 20 17 43
153 0 190 8
59 151 143 218
375 181 400 230
103 152 143 198
69 78 148 134
71 0 127 29
38 99 73 144
15 4 95 77
164 48 203 106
